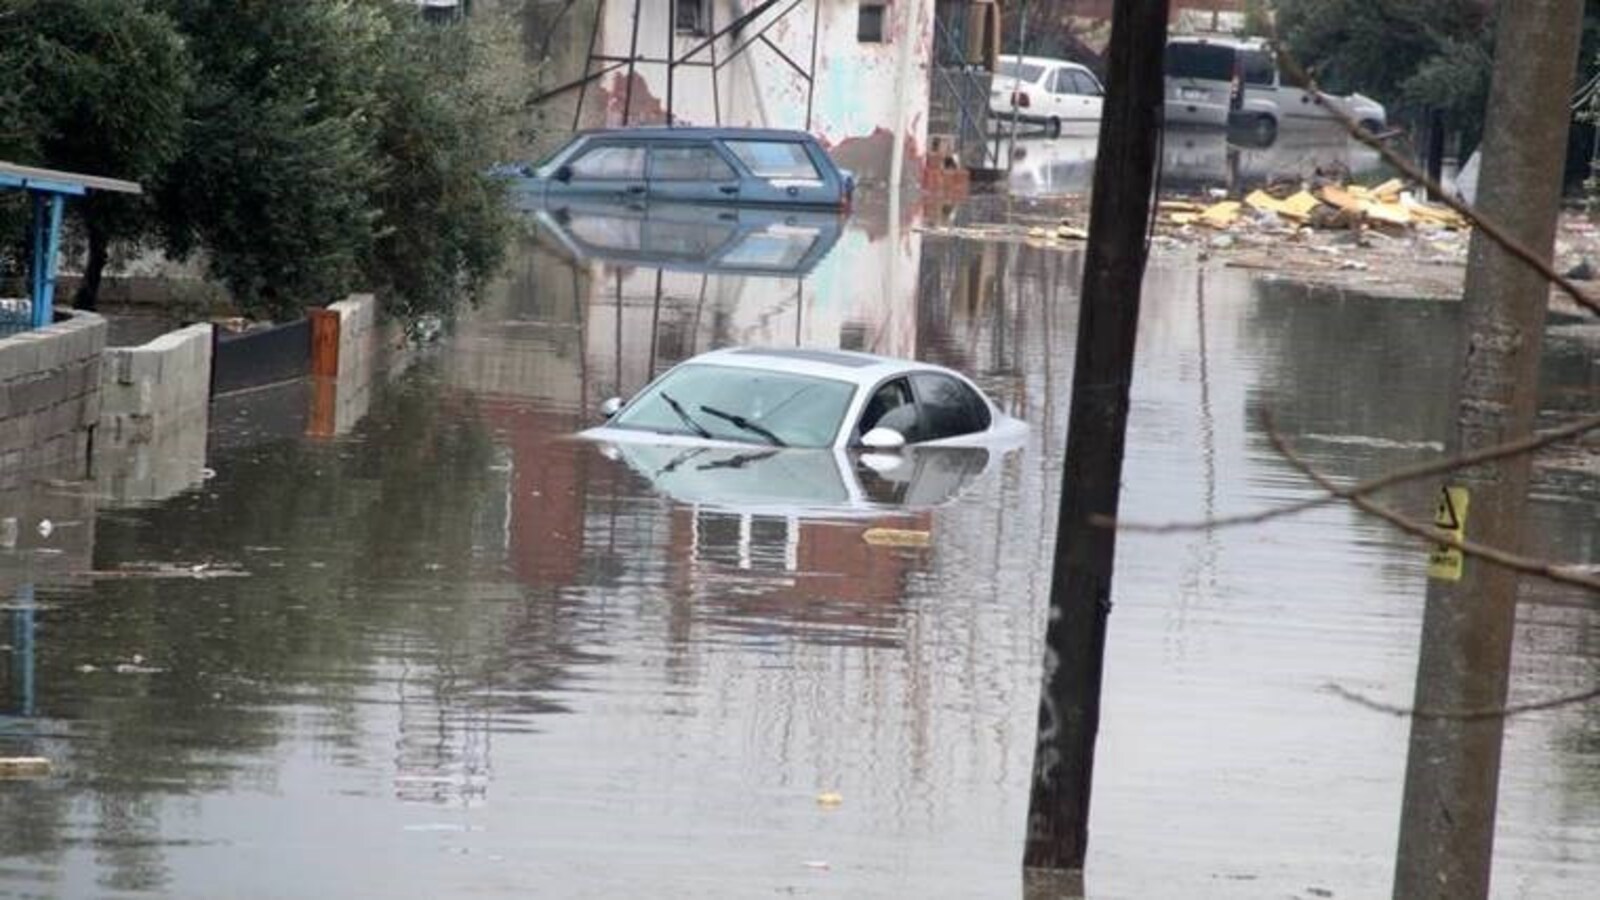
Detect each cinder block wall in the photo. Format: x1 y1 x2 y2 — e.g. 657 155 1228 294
0 310 106 485
98 322 213 448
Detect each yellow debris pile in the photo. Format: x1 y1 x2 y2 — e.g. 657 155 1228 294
1165 179 1470 233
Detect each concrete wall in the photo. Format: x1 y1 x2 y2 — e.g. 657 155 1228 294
584 0 934 187
311 293 379 438
0 310 105 485
95 322 213 505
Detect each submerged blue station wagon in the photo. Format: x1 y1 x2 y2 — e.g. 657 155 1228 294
518 127 855 209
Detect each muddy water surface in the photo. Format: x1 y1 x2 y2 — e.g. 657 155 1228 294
2 202 1597 898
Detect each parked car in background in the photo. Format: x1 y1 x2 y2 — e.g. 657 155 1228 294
513 127 855 209
1164 36 1387 141
990 55 1105 137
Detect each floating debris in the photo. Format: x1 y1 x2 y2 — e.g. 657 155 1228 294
0 757 52 779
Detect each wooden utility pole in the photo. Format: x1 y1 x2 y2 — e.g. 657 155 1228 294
1392 2 1584 898
1022 0 1170 872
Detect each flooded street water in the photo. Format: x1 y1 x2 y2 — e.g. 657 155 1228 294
3 187 1598 897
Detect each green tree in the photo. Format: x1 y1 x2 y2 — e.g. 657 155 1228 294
1275 0 1495 146
361 7 517 324
9 0 192 310
155 0 384 322
0 0 189 308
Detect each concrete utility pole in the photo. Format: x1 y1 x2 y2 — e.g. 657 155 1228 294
1393 2 1584 898
1022 0 1170 872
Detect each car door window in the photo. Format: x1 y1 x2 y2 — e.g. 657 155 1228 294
910 373 990 441
649 144 737 181
724 140 822 182
858 378 915 440
1070 71 1103 96
568 144 645 179
1049 69 1073 95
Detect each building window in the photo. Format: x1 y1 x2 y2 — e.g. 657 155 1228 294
858 3 886 43
676 0 708 35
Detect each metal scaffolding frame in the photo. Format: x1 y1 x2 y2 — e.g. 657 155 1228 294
530 0 824 131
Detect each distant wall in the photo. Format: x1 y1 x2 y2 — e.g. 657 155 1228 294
0 310 105 485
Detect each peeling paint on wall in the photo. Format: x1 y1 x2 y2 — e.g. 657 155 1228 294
563 0 934 189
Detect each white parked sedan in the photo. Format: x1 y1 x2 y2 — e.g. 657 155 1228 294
580 347 1026 451
990 55 1105 137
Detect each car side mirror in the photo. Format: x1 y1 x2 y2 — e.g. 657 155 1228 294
861 427 906 450
599 396 624 418
554 165 573 183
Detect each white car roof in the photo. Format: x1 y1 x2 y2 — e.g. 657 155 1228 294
1001 54 1093 73
680 346 957 389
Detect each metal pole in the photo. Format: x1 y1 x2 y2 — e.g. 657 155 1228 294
1005 0 1029 173
805 0 822 130
667 0 677 125
572 0 605 131
1392 2 1584 897
1022 0 1170 872
29 193 64 328
708 1 721 124
623 0 643 124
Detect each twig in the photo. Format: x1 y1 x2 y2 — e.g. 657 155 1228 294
1264 412 1600 593
1104 411 1600 535
1325 682 1600 721
1271 42 1600 319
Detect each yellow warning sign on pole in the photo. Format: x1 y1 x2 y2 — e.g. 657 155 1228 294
1427 485 1470 581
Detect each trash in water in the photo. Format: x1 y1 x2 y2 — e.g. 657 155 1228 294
815 791 844 807
0 757 52 779
803 861 831 871
36 519 52 538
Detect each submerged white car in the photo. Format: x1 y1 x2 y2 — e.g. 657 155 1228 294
580 347 1026 451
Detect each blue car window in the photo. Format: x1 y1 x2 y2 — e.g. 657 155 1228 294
724 141 822 181
569 144 645 179
650 144 737 181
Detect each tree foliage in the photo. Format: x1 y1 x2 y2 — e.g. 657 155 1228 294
1275 0 1495 145
4 0 521 323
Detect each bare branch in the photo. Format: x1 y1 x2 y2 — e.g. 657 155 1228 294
1325 682 1600 721
1263 412 1600 593
1269 42 1600 319
1104 412 1600 535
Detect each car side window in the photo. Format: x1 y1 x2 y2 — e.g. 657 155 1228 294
724 140 823 181
650 144 737 181
910 373 989 441
1070 71 1103 96
568 144 646 180
858 378 915 440
1049 69 1073 94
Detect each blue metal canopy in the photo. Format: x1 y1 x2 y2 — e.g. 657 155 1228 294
1 161 141 332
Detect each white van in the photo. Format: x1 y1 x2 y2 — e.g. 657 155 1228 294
990 55 1105 136
1165 36 1387 140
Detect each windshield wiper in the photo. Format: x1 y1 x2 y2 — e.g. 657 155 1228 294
699 405 787 446
660 392 711 438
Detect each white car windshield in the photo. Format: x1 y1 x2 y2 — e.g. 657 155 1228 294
612 363 856 448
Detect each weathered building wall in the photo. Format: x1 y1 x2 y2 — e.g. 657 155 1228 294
0 311 105 486
582 0 934 187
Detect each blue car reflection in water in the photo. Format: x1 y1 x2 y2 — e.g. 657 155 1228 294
523 198 845 278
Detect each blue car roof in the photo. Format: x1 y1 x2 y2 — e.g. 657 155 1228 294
571 126 821 142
